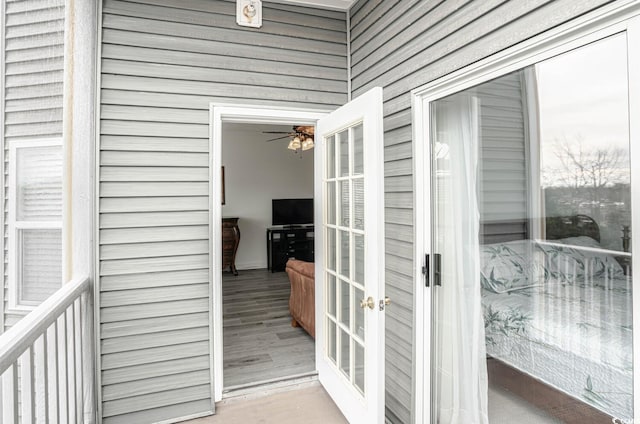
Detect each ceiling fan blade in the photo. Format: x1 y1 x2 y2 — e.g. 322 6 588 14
265 135 290 142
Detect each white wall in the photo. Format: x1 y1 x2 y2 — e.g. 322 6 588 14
222 123 314 270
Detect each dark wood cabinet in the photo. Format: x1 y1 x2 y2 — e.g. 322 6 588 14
222 217 240 275
267 226 314 272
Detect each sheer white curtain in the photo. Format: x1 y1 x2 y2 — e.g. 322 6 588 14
432 92 488 424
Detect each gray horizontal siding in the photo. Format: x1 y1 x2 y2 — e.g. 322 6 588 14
98 0 347 422
2 0 65 332
349 0 615 423
477 72 528 227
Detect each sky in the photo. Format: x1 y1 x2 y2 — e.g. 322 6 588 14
536 33 631 186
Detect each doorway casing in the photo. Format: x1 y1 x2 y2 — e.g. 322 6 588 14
209 104 330 400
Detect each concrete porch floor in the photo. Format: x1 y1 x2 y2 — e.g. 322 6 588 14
182 383 348 424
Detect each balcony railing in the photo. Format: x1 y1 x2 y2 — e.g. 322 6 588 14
0 276 95 423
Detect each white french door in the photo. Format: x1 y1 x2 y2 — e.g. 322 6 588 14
314 87 385 424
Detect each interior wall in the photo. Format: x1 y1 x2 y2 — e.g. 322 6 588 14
222 123 314 270
348 0 614 423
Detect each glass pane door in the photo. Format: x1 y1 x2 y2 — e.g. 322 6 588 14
430 34 633 423
324 123 367 395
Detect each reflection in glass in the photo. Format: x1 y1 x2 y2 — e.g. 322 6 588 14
327 181 336 225
538 35 631 252
354 234 365 285
19 229 62 303
339 279 350 327
340 180 350 227
17 146 63 221
327 273 336 317
353 124 364 175
328 319 337 363
430 34 633 423
339 130 349 177
354 287 365 341
326 134 335 179
353 178 364 230
355 342 365 394
327 228 336 271
340 230 350 278
340 328 350 378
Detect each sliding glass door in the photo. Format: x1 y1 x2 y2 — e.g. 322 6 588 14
430 33 634 423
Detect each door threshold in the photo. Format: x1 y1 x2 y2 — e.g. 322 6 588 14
221 371 319 401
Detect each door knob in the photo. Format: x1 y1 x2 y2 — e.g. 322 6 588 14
360 296 375 310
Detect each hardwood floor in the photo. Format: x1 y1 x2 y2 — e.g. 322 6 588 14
223 269 316 389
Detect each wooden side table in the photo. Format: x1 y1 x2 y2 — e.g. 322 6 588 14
222 217 240 276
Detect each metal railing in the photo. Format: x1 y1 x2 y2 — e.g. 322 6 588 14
0 276 95 423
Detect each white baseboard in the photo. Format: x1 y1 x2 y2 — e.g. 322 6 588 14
235 261 266 270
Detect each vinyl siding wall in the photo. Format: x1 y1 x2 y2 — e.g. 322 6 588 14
1 0 65 332
97 1 347 422
477 71 529 242
348 1 614 422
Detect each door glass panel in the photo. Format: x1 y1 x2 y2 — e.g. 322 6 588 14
354 234 365 285
339 279 350 327
353 178 364 230
327 181 336 225
340 328 351 377
327 273 336 317
430 34 633 423
340 230 350 278
328 319 337 363
339 180 350 227
339 130 349 177
354 342 365 394
323 121 368 399
327 228 336 271
353 124 364 175
354 287 365 341
326 134 335 179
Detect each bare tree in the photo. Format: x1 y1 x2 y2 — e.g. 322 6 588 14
552 135 627 189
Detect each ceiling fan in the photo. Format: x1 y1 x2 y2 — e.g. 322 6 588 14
263 125 315 151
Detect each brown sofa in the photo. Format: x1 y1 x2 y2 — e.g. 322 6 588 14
285 259 315 339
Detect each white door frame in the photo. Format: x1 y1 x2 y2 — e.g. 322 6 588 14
412 2 640 422
208 103 330 401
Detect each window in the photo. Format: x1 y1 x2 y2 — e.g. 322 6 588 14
8 139 63 310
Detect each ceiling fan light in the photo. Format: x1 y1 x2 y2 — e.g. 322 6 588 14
288 137 301 150
301 137 315 151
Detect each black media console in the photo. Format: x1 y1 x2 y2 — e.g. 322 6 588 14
266 226 314 272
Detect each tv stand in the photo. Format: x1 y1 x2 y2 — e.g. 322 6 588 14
267 226 314 272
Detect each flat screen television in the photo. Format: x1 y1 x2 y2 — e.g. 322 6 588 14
272 198 314 226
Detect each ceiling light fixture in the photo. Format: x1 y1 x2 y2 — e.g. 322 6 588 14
301 137 315 151
288 135 302 151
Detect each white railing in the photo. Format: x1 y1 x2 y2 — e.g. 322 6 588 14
0 276 95 423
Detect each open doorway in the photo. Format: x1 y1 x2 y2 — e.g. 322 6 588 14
220 122 316 391
209 104 329 400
